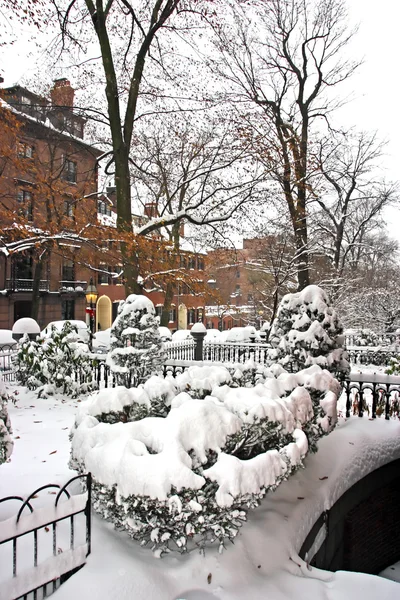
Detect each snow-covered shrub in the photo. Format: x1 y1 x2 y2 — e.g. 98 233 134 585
174 365 232 398
70 364 339 554
106 295 166 387
14 323 97 398
269 285 349 379
345 328 379 347
73 376 177 426
0 376 13 464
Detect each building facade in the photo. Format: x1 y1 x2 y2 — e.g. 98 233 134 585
0 81 206 332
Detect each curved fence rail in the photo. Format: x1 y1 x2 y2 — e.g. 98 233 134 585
0 473 91 600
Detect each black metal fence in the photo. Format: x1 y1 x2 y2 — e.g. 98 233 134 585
344 373 400 419
0 473 91 600
0 343 17 383
346 348 395 367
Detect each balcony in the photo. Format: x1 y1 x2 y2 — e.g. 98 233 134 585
6 278 49 292
59 280 87 294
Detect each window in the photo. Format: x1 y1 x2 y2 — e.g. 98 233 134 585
155 306 163 318
64 159 77 183
169 307 177 322
235 285 241 295
64 199 74 218
64 115 73 130
20 95 31 107
197 257 205 271
98 265 109 285
248 293 254 303
17 189 33 221
112 266 123 285
62 259 75 282
197 308 204 322
180 255 186 269
98 265 122 285
73 121 83 138
188 256 196 270
188 309 196 325
97 200 112 216
236 270 240 278
15 252 33 279
61 299 75 320
18 143 34 158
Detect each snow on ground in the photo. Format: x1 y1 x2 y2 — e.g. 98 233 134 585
1 382 400 600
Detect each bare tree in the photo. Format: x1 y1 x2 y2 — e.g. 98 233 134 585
209 0 360 290
311 130 399 276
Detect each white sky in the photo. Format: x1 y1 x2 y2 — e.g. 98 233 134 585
1 0 400 239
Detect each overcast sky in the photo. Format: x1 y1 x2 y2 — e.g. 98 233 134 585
1 0 400 239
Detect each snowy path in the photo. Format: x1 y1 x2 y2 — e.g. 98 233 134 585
1 387 400 599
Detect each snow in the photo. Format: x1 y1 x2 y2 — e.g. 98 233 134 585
0 330 16 346
171 330 193 341
12 318 40 335
191 323 207 333
41 320 89 342
2 544 88 600
220 327 260 343
1 376 400 599
71 398 242 499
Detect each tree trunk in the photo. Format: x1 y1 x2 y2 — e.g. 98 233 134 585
160 281 174 327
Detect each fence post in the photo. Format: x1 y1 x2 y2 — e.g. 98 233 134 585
190 323 207 361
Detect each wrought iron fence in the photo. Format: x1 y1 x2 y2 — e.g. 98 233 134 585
163 339 195 361
203 341 271 364
0 344 17 383
344 373 400 419
346 348 395 367
0 473 91 600
5 279 49 292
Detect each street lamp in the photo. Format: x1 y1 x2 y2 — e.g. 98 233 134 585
85 277 98 348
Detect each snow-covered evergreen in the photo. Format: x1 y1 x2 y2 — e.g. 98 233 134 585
106 295 166 387
269 285 349 378
70 364 340 554
0 376 13 464
14 323 97 398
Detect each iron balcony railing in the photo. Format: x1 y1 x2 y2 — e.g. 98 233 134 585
5 278 49 292
59 280 87 293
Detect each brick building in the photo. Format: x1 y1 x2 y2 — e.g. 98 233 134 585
0 79 103 328
0 80 205 332
205 238 274 328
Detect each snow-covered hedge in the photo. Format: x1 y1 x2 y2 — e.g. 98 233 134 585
70 364 340 554
0 376 13 465
14 323 97 398
73 376 177 426
106 295 166 386
269 285 349 378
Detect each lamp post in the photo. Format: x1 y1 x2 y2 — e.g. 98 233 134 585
85 277 98 350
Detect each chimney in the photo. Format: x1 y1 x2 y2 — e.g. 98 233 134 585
50 78 74 108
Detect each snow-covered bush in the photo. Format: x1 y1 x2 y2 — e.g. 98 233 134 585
174 365 233 398
345 328 379 347
106 295 166 387
0 376 13 464
73 376 177 426
14 323 97 398
70 364 339 554
269 285 349 378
